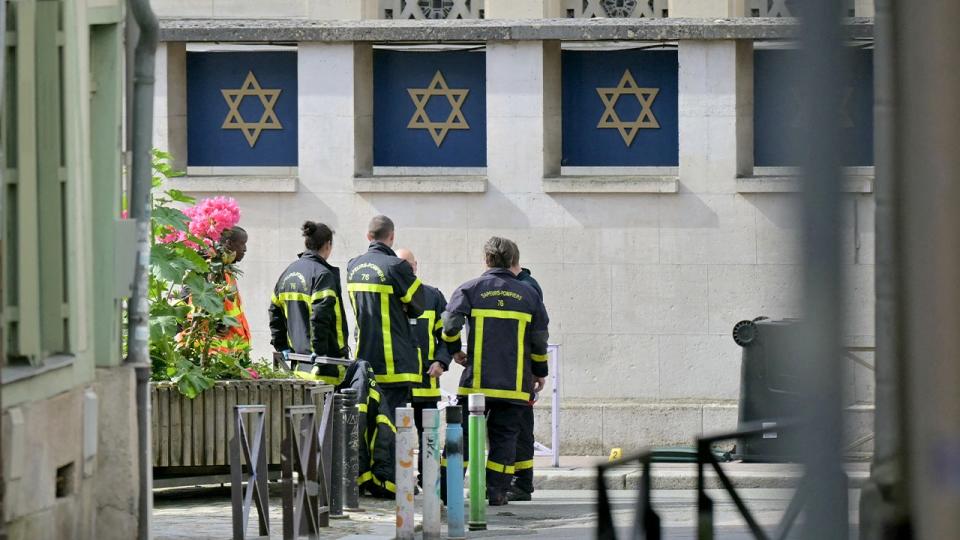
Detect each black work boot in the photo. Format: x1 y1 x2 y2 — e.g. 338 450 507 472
488 489 509 506
506 486 532 502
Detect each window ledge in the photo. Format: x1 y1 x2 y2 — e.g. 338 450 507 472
2 355 75 385
736 175 874 194
167 176 298 193
354 175 487 193
543 175 679 193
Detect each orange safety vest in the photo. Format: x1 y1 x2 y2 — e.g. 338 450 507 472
215 272 251 352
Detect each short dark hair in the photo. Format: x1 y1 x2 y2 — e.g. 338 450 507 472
368 215 395 241
484 236 518 269
222 226 247 244
302 221 334 251
507 239 521 267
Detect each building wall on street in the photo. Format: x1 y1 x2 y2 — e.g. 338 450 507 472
152 2 877 454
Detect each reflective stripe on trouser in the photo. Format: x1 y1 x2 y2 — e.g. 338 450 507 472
440 400 525 499
513 404 535 493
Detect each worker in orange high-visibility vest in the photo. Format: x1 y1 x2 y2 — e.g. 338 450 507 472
215 226 252 352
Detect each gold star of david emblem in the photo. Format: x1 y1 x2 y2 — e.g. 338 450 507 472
596 69 660 147
221 71 283 147
407 71 470 147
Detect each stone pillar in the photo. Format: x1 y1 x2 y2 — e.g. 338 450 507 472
307 0 378 19
153 42 187 170
484 0 563 18
678 40 753 192
298 43 373 192
669 0 748 17
485 40 561 194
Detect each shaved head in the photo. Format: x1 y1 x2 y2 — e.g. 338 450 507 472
395 248 417 275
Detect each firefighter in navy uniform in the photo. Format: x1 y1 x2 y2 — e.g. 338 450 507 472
347 215 425 422
509 250 545 502
396 248 451 481
440 237 549 506
268 221 351 386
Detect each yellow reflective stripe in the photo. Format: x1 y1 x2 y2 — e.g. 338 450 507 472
369 388 380 403
472 316 484 390
442 459 469 469
311 289 337 302
486 460 515 475
225 305 242 317
470 309 532 323
381 291 394 377
531 352 548 362
442 331 461 343
419 310 437 361
515 320 527 394
277 291 312 303
348 283 394 294
370 476 397 493
358 471 373 485
400 277 422 303
333 295 345 349
271 294 283 307
514 459 534 471
349 291 360 357
412 387 441 398
458 387 531 402
376 414 397 433
434 320 443 331
375 372 421 384
357 403 368 413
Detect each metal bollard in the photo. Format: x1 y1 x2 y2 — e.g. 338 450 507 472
330 393 345 518
445 405 466 540
422 408 442 540
396 406 417 540
467 393 487 531
341 388 362 512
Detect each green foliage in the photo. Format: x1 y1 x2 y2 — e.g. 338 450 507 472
147 149 252 398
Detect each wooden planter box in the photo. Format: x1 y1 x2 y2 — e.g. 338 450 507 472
151 379 323 481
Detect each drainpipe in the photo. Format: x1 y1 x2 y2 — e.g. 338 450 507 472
125 0 158 538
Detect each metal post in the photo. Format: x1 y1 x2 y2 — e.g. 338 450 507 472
310 385 335 528
341 388 362 512
396 406 417 540
422 408 442 540
551 344 560 468
445 405 466 540
329 393 345 518
795 0 849 536
281 405 320 540
229 405 269 540
467 393 487 531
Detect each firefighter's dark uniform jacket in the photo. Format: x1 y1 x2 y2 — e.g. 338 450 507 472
346 242 425 386
411 284 451 401
339 360 397 498
268 251 350 385
441 267 549 404
517 268 543 299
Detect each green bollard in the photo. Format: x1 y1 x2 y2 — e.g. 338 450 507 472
467 393 487 531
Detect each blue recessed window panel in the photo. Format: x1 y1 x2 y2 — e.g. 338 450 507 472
373 50 486 167
754 48 874 167
187 51 298 167
562 49 679 167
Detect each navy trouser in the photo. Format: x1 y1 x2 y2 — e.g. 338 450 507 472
512 404 535 493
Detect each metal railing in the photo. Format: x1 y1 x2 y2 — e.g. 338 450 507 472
596 421 805 540
281 405 320 539
229 405 270 540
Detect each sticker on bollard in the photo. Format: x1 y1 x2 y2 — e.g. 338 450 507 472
395 406 417 540
341 389 363 512
468 393 487 531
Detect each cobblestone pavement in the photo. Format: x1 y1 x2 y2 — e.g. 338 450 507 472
153 486 396 539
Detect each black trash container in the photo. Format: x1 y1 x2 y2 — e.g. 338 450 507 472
732 317 804 462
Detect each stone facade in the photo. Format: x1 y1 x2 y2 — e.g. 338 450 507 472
152 1 876 454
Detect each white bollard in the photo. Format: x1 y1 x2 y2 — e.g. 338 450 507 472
395 406 417 540
421 408 442 540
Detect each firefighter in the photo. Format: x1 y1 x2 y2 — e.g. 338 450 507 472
346 215 425 421
509 248 544 502
213 226 252 354
268 221 350 386
395 248 450 480
440 237 549 506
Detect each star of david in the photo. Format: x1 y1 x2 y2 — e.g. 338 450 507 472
221 71 283 147
596 69 660 147
407 70 470 147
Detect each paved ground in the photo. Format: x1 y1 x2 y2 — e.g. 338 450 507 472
154 485 861 539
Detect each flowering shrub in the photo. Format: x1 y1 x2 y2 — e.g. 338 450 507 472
147 150 279 397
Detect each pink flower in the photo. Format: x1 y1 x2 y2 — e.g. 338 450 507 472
245 367 261 380
121 210 129 219
183 197 241 244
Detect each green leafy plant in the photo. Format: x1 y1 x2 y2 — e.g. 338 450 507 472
147 150 263 398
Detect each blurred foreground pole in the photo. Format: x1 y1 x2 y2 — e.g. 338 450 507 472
895 0 960 538
859 0 911 537
796 0 848 537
